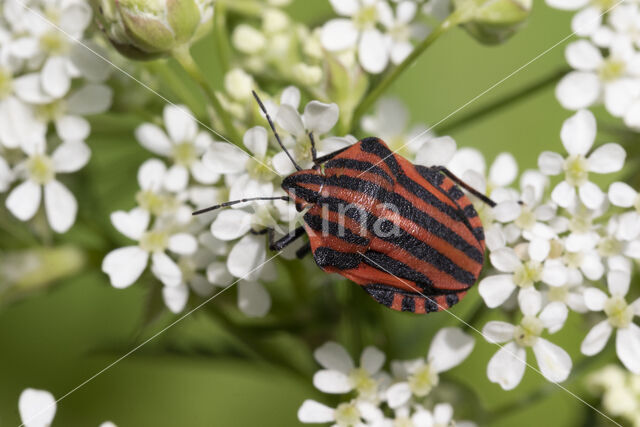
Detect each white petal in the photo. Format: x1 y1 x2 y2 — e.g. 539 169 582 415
487 342 526 390
607 269 631 297
556 72 600 111
528 238 550 262
321 19 358 51
314 341 355 372
608 182 637 207
539 302 568 333
565 40 602 71
493 201 521 223
227 234 266 279
541 259 568 287
478 274 516 308
414 136 457 167
361 346 385 374
102 246 149 288
275 104 305 137
13 74 54 104
545 0 589 10
164 105 197 143
632 297 640 316
67 84 112 115
572 6 602 36
358 29 389 74
583 287 608 311
243 126 268 158
44 180 76 233
238 281 271 317
490 247 521 273
489 153 518 187
551 181 576 208
580 320 613 356
42 56 71 98
580 252 604 281
616 324 640 374
298 400 335 423
578 181 604 210
390 40 413 64
137 159 166 191
587 143 626 173
561 109 596 155
19 388 56 427
55 115 90 141
485 227 506 251
537 151 564 175
203 143 250 174
162 284 189 313
110 208 149 240
303 101 339 134
6 180 41 221
69 41 111 82
428 327 475 373
168 233 198 255
206 262 232 286
190 160 219 184
272 151 297 175
163 164 189 192
135 124 172 156
60 1 92 33
0 97 46 149
386 382 412 409
532 338 572 383
603 79 638 117
313 369 352 394
151 252 182 287
482 321 516 344
210 209 253 241
518 288 542 316
433 403 453 425
52 141 91 173
280 86 301 108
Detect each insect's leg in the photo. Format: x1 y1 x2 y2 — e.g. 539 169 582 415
295 242 311 259
308 132 318 163
252 226 307 251
432 166 496 207
313 145 352 166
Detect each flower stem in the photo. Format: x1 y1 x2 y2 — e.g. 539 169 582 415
172 45 241 143
437 66 570 135
351 11 464 127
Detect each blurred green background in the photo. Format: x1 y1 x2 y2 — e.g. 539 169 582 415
0 1 626 426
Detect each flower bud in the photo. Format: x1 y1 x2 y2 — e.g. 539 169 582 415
454 0 532 45
91 0 213 60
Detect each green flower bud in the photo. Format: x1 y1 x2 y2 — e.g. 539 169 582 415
91 0 213 60
453 0 532 45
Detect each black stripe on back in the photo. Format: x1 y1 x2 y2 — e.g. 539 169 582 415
402 296 415 312
313 247 360 270
324 158 395 186
362 250 435 292
303 212 370 246
446 293 459 308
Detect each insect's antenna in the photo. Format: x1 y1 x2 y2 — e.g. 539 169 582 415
192 196 291 215
308 132 318 163
252 90 302 171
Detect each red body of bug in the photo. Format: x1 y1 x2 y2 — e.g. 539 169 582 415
194 92 495 314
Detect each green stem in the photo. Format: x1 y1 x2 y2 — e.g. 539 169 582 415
351 11 464 127
172 45 241 143
216 0 263 17
437 66 570 135
213 2 231 73
146 61 205 119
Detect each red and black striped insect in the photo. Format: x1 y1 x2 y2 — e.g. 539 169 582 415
194 91 496 314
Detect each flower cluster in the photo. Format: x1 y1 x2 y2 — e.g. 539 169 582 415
298 329 477 426
588 364 640 426
548 0 640 129
0 0 112 233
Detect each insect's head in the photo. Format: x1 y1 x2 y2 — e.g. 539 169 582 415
281 170 324 211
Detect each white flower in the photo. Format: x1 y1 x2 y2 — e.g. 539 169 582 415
6 135 89 233
298 399 383 426
102 207 197 289
385 328 474 408
312 341 387 400
274 96 352 174
538 109 625 209
556 38 640 115
321 0 422 73
545 0 612 37
19 388 56 427
479 245 566 309
484 290 571 390
581 270 640 373
135 105 219 192
362 97 435 159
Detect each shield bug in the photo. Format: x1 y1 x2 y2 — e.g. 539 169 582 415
194 91 496 313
